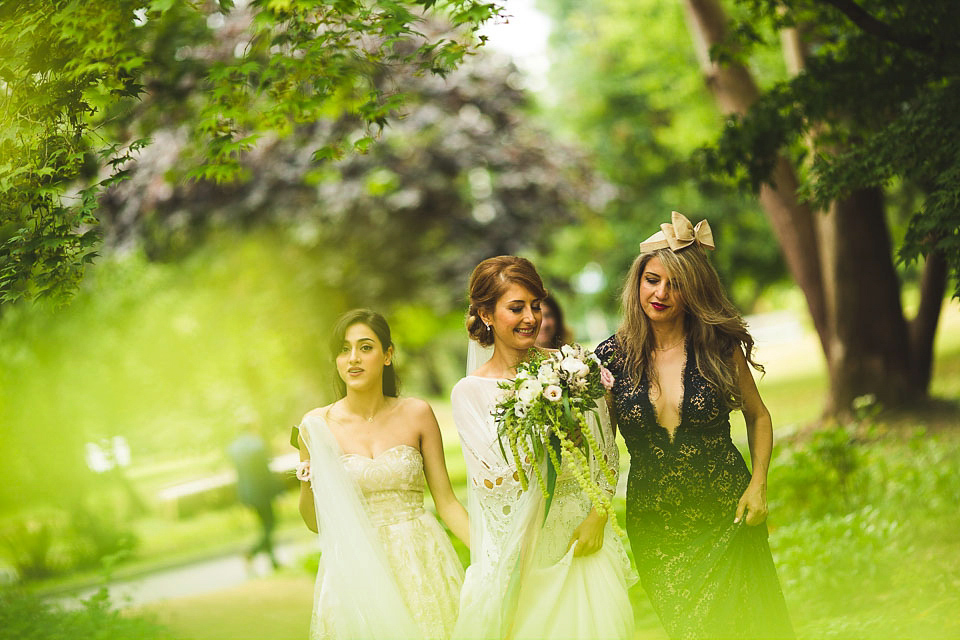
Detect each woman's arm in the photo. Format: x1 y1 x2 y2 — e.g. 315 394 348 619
734 347 772 526
416 399 471 548
297 432 318 533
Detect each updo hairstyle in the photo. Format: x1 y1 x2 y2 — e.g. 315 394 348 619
466 256 548 347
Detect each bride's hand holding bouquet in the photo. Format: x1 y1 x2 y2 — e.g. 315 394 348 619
494 343 623 535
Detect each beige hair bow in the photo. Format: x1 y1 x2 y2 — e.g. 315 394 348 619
639 211 715 253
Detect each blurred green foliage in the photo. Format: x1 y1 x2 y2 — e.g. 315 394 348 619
535 0 788 317
769 427 960 638
0 586 171 640
0 0 500 303
0 233 341 514
93 47 594 328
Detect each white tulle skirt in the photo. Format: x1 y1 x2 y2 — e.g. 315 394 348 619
312 509 464 639
512 540 635 639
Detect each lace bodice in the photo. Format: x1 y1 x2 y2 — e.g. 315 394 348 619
341 445 426 527
595 335 794 639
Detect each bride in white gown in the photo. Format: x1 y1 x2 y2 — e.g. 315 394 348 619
296 309 469 639
451 256 636 639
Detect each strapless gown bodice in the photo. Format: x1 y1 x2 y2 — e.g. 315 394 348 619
342 445 427 527
313 444 465 639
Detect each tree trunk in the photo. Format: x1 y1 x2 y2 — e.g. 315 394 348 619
680 0 941 415
909 250 948 392
817 188 913 413
682 0 829 354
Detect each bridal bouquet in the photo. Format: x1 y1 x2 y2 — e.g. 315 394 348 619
494 344 621 527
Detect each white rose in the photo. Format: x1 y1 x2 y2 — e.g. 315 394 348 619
295 460 312 482
560 355 589 378
560 344 576 357
537 362 560 386
516 378 544 405
543 385 563 402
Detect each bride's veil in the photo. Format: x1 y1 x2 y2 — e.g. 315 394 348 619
300 414 422 639
453 340 548 639
466 339 494 376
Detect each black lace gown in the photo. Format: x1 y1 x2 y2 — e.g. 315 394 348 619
596 336 793 639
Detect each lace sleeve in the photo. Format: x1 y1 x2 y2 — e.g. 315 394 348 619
454 392 528 536
452 377 548 638
451 378 543 559
589 398 619 499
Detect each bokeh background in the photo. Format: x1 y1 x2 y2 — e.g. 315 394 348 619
1 0 958 638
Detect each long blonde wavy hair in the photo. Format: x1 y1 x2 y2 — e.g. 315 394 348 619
615 245 763 409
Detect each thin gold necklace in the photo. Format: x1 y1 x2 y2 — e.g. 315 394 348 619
341 400 385 423
655 337 685 351
362 403 384 423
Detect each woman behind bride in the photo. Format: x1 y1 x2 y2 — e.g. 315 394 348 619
451 256 636 639
296 309 469 639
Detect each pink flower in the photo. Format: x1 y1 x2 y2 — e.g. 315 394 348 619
295 460 312 482
600 366 615 390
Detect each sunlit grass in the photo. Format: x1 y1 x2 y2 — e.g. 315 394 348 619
135 574 315 640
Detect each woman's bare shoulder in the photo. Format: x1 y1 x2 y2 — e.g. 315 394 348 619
302 403 334 422
395 396 435 419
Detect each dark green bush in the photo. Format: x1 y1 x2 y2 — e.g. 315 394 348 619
0 502 138 581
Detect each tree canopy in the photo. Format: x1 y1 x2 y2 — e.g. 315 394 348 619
699 0 959 295
96 49 595 313
0 0 499 304
539 0 788 312
681 0 958 411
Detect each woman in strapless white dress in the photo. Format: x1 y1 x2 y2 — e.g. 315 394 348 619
296 309 469 639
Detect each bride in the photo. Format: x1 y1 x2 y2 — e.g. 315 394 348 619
296 309 469 639
451 256 636 639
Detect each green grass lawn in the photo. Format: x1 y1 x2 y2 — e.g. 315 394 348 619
138 572 672 640
135 573 315 640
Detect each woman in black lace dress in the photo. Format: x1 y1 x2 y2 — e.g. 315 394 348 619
595 212 793 639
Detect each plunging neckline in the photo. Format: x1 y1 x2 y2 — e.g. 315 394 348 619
644 340 689 444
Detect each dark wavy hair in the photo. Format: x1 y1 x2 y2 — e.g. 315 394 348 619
329 309 399 398
540 293 573 348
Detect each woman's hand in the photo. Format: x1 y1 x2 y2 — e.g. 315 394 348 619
568 508 607 556
735 478 768 526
